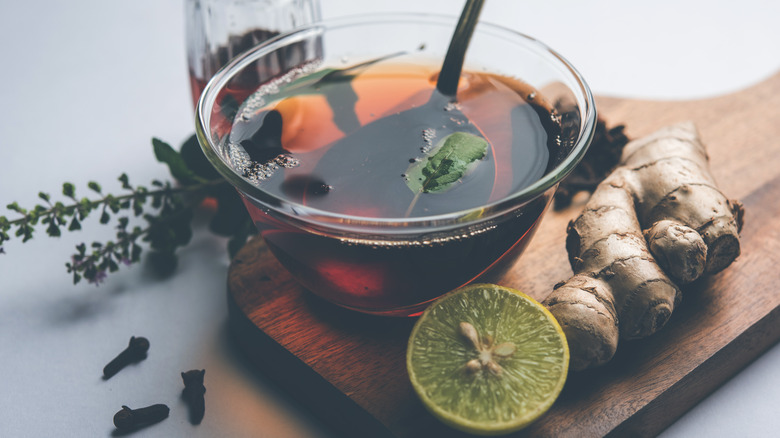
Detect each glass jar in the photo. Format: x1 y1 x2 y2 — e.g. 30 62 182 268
185 0 322 106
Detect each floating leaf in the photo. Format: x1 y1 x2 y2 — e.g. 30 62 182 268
405 131 488 194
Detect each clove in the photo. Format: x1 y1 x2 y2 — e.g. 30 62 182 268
102 336 149 379
113 404 169 431
181 369 206 425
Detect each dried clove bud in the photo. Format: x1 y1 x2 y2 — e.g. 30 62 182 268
113 404 169 431
181 369 206 425
102 336 150 379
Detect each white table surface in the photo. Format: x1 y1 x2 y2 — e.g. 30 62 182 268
1 1 778 437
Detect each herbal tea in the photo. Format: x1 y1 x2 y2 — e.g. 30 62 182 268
224 56 562 315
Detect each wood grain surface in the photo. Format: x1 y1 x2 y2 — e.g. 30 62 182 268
226 71 780 437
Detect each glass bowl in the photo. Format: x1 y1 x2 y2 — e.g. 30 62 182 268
196 13 596 316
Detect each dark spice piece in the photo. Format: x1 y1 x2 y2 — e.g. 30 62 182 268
181 369 206 425
102 336 150 379
113 404 169 430
554 119 630 210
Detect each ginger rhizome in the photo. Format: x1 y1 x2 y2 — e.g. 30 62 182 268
543 122 744 371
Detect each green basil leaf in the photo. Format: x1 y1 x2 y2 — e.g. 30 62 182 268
227 218 256 259
405 131 488 194
209 184 250 237
152 138 201 184
180 134 221 181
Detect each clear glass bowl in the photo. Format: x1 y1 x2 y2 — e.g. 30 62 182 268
196 13 596 316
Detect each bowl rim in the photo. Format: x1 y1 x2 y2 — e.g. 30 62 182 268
195 12 597 234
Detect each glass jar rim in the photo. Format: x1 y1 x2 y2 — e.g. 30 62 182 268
195 12 597 234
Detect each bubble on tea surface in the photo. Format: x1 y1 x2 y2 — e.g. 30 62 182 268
443 101 462 112
227 140 299 184
421 128 437 153
245 154 300 184
238 92 268 122
228 140 252 174
449 117 466 126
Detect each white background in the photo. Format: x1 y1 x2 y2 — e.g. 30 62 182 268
0 1 778 437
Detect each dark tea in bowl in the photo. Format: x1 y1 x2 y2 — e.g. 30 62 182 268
196 14 596 316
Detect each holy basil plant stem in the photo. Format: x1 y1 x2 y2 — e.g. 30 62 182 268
0 135 256 285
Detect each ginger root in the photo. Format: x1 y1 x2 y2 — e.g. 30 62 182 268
543 122 744 371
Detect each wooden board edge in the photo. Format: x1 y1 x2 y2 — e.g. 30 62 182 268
609 305 780 437
226 291 395 438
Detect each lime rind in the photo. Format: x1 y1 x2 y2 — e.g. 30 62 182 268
407 283 569 435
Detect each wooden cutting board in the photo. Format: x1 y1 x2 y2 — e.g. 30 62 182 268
226 71 780 437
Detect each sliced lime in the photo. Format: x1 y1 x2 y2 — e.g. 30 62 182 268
407 283 569 435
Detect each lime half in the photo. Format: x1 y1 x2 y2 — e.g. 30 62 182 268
407 283 569 435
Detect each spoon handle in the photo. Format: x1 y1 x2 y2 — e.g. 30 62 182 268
436 0 486 97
